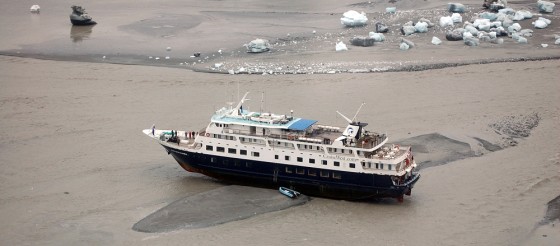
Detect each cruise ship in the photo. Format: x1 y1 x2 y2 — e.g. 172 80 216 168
143 92 420 202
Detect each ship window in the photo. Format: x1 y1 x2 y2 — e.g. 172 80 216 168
309 159 315 164
380 164 384 169
297 157 303 162
349 163 355 168
375 163 379 169
240 150 247 155
252 152 260 157
285 167 292 173
217 147 225 152
206 145 213 151
275 155 279 159
285 156 290 161
296 168 305 175
341 149 345 154
228 148 236 154
349 150 353 154
334 161 340 167
333 172 342 179
320 170 329 178
327 148 333 152
388 165 392 170
308 169 317 176
322 160 327 165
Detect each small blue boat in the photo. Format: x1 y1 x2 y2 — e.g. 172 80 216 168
279 187 301 198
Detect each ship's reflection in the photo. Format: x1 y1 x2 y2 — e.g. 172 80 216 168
70 25 94 43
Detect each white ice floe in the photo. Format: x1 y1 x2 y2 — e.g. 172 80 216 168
451 13 462 23
246 39 271 53
432 36 442 45
335 41 348 51
507 23 522 33
537 0 555 13
30 5 40 13
439 16 454 27
369 32 385 42
414 22 429 33
340 10 368 27
533 17 551 29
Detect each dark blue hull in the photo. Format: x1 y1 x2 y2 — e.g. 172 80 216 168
162 145 420 200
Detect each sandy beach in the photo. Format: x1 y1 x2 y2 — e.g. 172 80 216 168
1 0 559 245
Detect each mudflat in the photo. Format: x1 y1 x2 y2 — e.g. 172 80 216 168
1 0 559 245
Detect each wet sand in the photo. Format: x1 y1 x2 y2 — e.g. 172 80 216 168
133 185 309 233
1 0 560 245
1 56 559 245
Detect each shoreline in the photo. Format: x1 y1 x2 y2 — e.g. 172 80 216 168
2 53 559 75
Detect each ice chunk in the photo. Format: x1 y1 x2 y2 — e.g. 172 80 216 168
541 44 548 48
517 37 528 44
519 29 533 37
414 22 429 33
502 17 513 28
419 18 435 28
401 26 416 36
30 5 40 13
369 32 386 42
473 19 491 28
439 16 454 27
464 36 480 46
341 10 368 27
246 39 271 53
537 0 555 13
507 23 521 33
446 29 464 41
498 8 516 15
401 38 415 48
399 42 410 50
375 22 389 33
465 25 479 36
515 10 533 20
479 12 498 21
491 38 504 44
533 19 548 29
451 13 462 23
386 7 397 14
335 41 348 51
448 3 466 13
432 36 442 45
